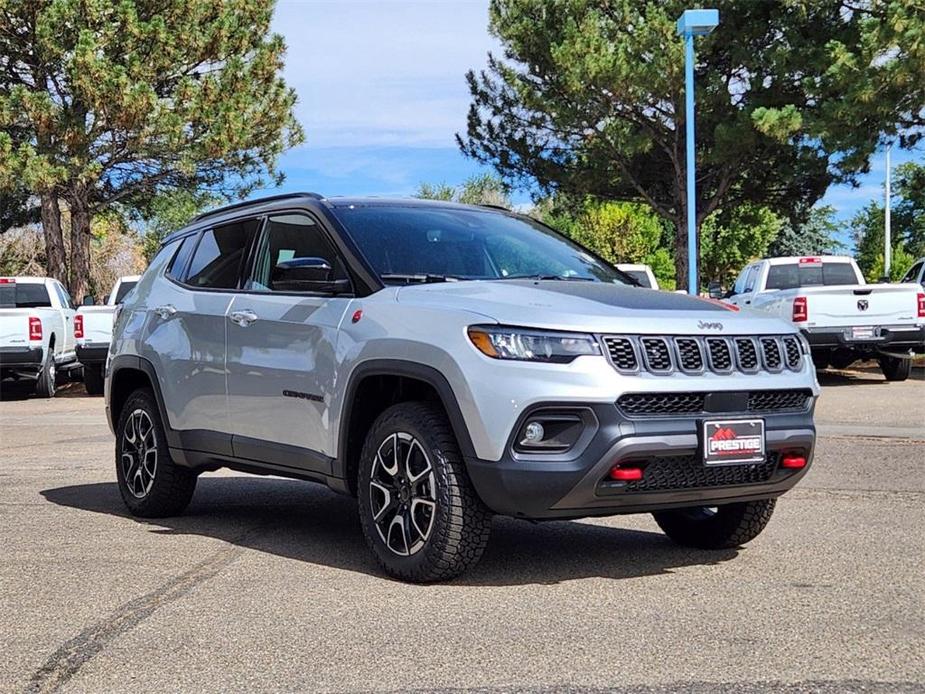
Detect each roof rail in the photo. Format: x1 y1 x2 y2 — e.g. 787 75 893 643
192 192 325 222
477 203 513 212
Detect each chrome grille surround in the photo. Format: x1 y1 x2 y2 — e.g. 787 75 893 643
601 334 804 376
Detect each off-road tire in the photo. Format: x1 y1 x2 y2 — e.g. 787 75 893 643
116 388 197 518
83 364 104 396
653 499 776 550
357 401 491 582
879 356 911 382
34 349 56 398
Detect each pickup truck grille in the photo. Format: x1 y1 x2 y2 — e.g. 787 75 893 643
602 334 803 375
621 453 779 492
617 389 812 417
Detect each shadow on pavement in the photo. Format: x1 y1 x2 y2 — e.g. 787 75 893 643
41 476 738 586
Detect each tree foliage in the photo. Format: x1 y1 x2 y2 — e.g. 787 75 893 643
766 205 844 258
0 0 303 297
415 173 511 208
128 188 221 262
458 0 925 288
700 204 784 286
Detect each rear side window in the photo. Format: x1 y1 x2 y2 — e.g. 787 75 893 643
765 262 858 290
113 281 138 304
0 283 52 308
166 235 196 280
184 218 261 289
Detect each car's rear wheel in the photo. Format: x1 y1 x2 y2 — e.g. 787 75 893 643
357 401 491 582
653 499 776 549
115 388 197 517
83 364 104 395
34 349 56 398
879 355 911 382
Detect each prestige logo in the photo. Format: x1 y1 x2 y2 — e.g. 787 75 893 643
697 320 724 330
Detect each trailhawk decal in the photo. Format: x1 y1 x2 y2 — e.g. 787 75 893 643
703 419 766 465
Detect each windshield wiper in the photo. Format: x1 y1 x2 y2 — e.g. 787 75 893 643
500 274 596 282
380 273 462 284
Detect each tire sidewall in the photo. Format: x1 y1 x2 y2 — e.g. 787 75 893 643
115 389 170 514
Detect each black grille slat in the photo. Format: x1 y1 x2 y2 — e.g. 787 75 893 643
675 338 703 371
603 337 638 371
734 338 759 371
782 336 802 370
747 389 811 413
706 338 732 371
618 392 705 416
641 337 672 371
760 337 782 370
622 453 779 492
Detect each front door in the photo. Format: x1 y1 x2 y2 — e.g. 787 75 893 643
225 212 352 472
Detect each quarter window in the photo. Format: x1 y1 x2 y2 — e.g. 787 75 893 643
184 218 261 289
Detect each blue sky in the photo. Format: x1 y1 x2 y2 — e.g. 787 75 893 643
268 0 921 230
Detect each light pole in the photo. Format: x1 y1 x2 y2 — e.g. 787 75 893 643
676 9 719 296
884 141 892 279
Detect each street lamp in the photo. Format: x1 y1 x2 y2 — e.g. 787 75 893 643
676 8 719 296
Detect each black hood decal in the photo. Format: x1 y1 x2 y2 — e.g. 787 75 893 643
504 281 729 312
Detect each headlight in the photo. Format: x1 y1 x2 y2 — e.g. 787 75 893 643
467 325 601 363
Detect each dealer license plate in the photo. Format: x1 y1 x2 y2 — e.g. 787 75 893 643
703 419 766 466
850 326 877 340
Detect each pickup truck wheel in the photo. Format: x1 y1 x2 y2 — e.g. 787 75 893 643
34 350 56 398
879 356 911 382
358 401 491 582
115 389 197 518
653 499 776 550
83 364 104 395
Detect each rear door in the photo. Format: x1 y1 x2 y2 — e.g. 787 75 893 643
50 281 76 355
225 212 353 469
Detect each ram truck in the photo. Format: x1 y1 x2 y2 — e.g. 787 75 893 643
107 193 820 583
723 256 925 381
0 276 77 397
75 275 139 395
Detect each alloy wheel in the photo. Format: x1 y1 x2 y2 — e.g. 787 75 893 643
121 408 157 498
369 432 437 556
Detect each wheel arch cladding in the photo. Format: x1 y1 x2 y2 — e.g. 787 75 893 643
337 360 476 496
108 356 174 445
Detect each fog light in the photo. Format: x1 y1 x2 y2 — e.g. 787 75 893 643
522 421 545 444
609 465 643 481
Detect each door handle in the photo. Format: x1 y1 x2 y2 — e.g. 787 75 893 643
229 309 258 327
153 304 177 319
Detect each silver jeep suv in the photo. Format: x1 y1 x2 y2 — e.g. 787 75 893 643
106 193 819 582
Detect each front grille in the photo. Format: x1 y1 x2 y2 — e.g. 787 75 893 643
618 392 705 416
747 389 812 413
602 334 803 375
618 389 812 417
621 453 779 493
641 337 672 371
603 337 638 371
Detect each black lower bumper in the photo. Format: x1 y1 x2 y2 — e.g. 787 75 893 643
803 325 925 353
76 344 109 365
465 402 815 520
0 346 43 369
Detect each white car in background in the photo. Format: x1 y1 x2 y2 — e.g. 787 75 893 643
616 263 659 290
724 256 925 381
75 275 139 395
0 276 78 397
900 258 925 289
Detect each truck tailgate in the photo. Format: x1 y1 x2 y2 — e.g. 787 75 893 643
0 309 33 347
76 306 115 344
801 285 920 328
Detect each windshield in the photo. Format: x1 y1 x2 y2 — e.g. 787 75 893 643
765 262 859 290
333 205 632 284
622 270 652 288
0 283 52 308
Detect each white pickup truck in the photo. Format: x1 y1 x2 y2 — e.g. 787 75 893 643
0 276 78 397
721 256 925 381
616 263 660 290
75 275 139 395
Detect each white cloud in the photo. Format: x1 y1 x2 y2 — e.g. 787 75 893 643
272 0 500 148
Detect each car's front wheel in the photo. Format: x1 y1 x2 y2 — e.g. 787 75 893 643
358 401 491 582
115 388 197 517
653 499 776 549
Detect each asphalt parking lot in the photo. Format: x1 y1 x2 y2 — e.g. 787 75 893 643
1 368 923 693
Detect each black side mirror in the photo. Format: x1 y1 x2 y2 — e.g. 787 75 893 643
707 281 724 300
81 295 96 306
271 257 351 294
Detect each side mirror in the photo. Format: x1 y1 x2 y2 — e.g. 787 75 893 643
707 282 724 300
81 295 96 306
271 257 351 294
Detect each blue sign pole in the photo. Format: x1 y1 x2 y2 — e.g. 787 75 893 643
684 31 697 296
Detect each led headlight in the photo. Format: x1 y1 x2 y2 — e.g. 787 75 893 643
467 325 601 363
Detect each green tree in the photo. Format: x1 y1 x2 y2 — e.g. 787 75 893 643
700 205 784 286
415 173 512 208
0 1 303 299
128 189 221 262
458 0 925 289
892 162 925 258
767 206 844 257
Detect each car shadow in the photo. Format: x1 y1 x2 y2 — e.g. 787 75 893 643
815 369 887 387
42 476 739 586
0 378 86 400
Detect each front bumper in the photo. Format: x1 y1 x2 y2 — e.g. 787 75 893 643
465 402 815 519
803 324 925 353
76 343 109 365
0 346 43 369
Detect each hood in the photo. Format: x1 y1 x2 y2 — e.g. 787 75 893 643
395 280 796 335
